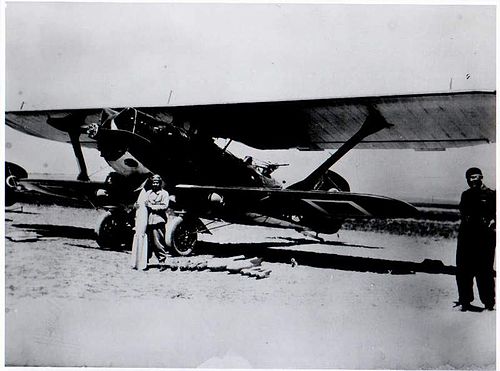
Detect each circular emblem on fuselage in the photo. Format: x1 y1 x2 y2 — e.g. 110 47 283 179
124 158 139 168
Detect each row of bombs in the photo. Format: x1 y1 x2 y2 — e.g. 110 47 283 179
160 255 271 279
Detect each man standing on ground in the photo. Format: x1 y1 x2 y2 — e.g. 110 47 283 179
456 167 496 311
131 174 169 270
145 174 170 266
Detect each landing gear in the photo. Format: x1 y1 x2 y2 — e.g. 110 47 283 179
95 210 133 250
165 215 198 256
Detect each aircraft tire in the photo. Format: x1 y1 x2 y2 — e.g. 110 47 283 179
95 211 131 251
165 216 198 256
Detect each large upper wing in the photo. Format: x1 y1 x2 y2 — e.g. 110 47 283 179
6 91 495 150
5 109 103 148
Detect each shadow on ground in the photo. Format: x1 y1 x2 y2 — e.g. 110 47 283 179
198 240 456 276
8 222 455 275
5 209 40 215
276 236 382 249
63 242 129 254
9 223 128 253
12 223 95 240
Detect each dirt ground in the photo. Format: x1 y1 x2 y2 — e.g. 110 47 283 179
4 203 496 368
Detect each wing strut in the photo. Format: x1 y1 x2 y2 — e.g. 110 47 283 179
47 114 90 181
288 106 392 190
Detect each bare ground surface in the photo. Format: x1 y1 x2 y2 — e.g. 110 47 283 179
4 204 496 369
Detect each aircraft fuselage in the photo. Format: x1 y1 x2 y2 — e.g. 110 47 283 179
89 107 351 234
92 107 281 192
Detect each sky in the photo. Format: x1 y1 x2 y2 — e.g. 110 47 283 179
3 2 497 203
5 3 495 110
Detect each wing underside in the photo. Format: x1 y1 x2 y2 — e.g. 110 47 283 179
6 91 495 150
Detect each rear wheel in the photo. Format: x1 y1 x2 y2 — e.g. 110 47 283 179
165 216 198 256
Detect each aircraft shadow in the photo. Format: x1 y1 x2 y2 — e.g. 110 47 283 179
8 222 455 275
63 242 129 254
11 223 96 240
274 236 382 249
5 209 40 215
198 240 456 276
9 223 130 253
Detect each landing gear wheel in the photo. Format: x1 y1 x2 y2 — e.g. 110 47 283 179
95 212 131 250
165 216 198 256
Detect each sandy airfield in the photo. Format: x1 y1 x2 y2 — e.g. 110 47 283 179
4 203 496 369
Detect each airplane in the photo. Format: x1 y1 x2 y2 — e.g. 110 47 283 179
5 91 495 255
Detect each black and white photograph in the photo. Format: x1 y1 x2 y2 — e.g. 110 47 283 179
3 2 496 368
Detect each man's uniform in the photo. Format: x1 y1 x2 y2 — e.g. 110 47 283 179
457 181 496 309
145 187 169 263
